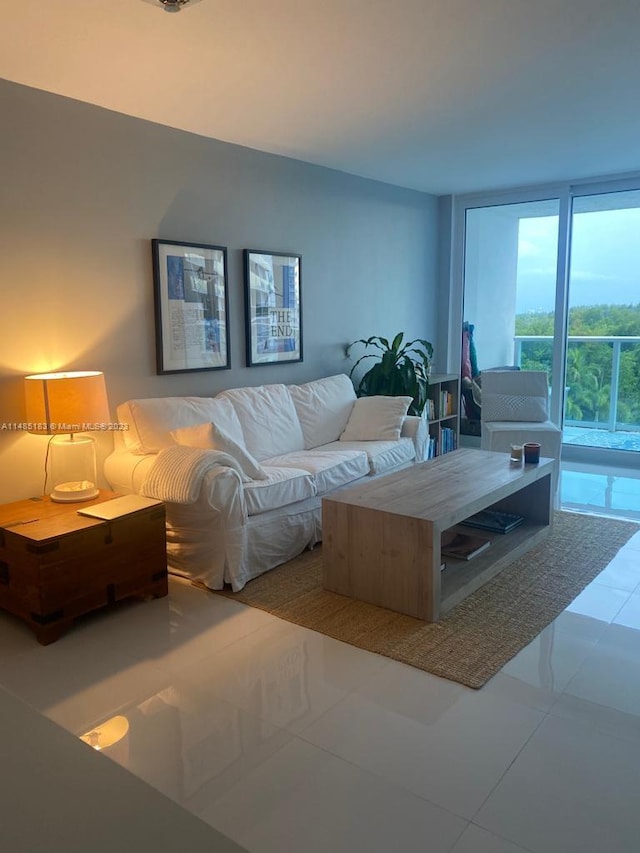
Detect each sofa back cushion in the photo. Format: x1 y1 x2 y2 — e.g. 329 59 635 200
289 374 356 449
120 396 245 455
218 383 305 461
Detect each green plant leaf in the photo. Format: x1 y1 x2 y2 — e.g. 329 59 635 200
410 347 433 362
347 332 434 416
348 353 382 378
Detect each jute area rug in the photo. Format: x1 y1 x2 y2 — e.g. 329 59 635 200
217 511 640 689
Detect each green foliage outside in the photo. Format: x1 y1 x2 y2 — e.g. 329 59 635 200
515 304 640 427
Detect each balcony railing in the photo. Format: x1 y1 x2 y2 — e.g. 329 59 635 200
514 335 640 432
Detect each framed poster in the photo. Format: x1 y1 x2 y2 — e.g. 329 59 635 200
152 239 230 374
243 250 303 366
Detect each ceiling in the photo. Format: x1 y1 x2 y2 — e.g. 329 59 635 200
2 0 640 195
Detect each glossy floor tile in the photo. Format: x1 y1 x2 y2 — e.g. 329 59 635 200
549 621 640 740
173 618 390 735
450 824 534 853
561 459 640 522
475 715 640 853
0 502 639 852
198 738 467 853
299 665 544 819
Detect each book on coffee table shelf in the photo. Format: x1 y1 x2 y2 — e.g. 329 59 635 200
441 530 491 561
461 509 525 534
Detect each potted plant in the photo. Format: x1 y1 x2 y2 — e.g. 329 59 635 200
346 332 434 416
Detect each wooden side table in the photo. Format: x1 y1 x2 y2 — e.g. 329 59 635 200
0 490 168 644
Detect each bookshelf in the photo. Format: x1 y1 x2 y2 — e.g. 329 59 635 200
424 373 459 459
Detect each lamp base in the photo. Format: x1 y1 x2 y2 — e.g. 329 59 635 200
50 481 100 503
48 434 100 503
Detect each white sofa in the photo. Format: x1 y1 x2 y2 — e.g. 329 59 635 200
104 374 427 591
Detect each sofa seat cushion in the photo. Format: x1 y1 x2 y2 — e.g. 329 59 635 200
263 449 369 495
317 437 416 475
244 467 316 516
218 383 305 461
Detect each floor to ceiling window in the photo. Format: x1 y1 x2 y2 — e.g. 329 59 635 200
455 178 640 465
564 189 640 452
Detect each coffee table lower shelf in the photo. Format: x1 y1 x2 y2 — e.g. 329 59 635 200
440 521 550 614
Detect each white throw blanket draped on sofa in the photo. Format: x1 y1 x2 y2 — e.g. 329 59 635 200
141 445 244 503
140 445 249 590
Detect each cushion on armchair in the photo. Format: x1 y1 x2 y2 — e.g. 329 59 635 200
481 369 550 424
482 393 548 423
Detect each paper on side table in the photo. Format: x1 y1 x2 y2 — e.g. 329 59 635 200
77 495 162 520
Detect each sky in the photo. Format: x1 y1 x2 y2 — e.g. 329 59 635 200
516 209 640 314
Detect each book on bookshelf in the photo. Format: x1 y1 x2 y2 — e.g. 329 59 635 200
441 530 491 561
440 389 453 417
440 426 457 454
461 509 525 534
426 398 435 420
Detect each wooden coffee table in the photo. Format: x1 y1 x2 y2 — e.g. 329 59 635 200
322 448 554 622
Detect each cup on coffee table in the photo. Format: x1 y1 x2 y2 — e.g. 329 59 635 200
523 442 541 464
510 444 523 463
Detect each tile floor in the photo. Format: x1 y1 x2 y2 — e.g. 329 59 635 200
561 459 640 522
1 462 640 853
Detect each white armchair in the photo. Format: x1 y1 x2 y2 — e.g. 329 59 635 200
480 370 562 496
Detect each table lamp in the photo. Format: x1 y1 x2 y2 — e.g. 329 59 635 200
24 371 110 502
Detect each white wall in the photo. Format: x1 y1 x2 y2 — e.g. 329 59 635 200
0 81 439 503
463 207 520 370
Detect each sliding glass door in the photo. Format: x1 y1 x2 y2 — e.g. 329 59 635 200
564 189 640 452
457 180 640 462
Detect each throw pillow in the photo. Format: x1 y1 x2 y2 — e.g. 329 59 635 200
339 396 413 442
171 422 268 481
482 393 548 423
